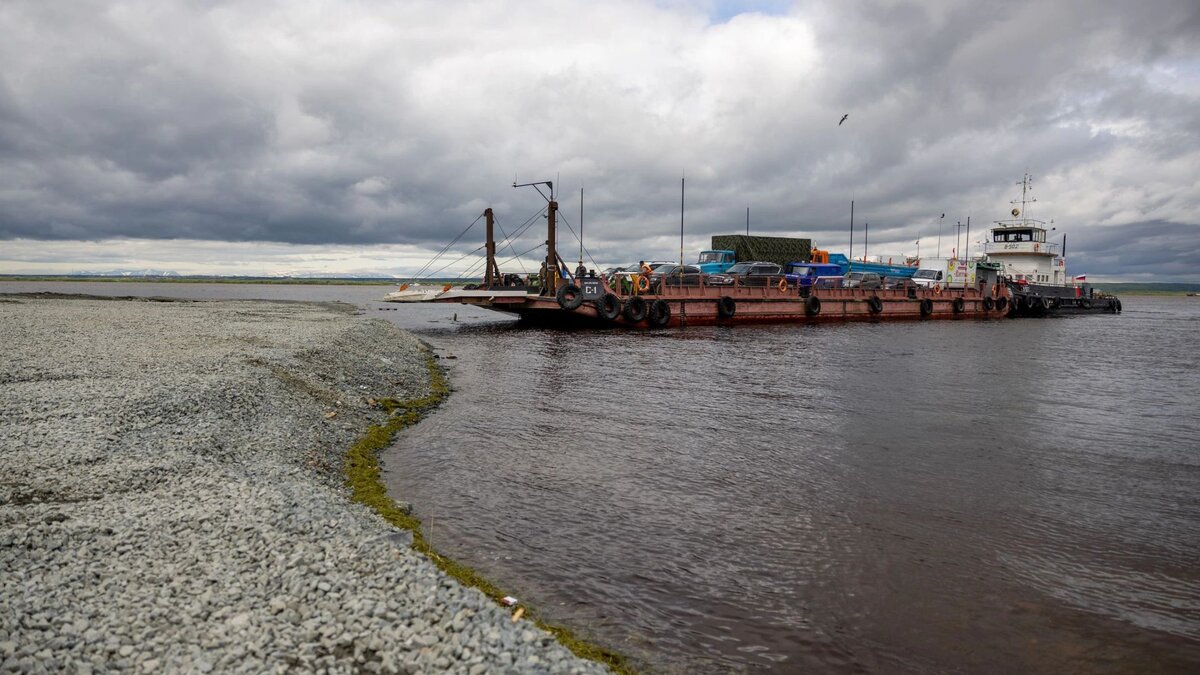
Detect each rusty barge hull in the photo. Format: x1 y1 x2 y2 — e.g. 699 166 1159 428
435 286 1003 328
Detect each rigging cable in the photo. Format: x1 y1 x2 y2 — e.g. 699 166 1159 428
554 210 604 273
404 211 486 282
491 206 548 275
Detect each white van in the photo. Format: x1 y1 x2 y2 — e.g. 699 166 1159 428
912 258 975 289
911 266 945 288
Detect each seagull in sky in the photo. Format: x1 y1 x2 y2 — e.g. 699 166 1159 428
838 113 849 125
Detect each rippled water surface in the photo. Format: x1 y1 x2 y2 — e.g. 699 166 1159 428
380 295 1200 673
8 282 1199 672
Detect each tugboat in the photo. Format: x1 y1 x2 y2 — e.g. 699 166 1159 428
982 173 1122 316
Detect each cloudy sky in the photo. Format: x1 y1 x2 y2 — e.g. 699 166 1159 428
1 0 1197 281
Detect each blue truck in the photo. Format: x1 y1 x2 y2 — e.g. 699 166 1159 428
696 249 737 274
782 262 845 288
826 253 918 280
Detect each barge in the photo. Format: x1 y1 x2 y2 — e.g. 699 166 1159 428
430 187 1009 328
437 282 1005 328
428 177 1120 327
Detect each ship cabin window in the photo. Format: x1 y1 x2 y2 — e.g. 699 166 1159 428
994 229 1042 243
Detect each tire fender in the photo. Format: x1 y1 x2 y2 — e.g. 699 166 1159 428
556 284 584 310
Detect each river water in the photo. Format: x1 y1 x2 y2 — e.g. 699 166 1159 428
6 281 1199 673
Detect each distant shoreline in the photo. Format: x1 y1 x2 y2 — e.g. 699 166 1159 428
0 276 458 286
1 276 1195 295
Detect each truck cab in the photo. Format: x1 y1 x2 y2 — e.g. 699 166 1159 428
696 250 736 274
784 262 844 288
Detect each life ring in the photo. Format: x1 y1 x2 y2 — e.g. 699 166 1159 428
623 296 648 322
777 278 788 293
933 284 942 295
648 299 671 327
717 296 736 320
805 295 821 316
636 275 651 293
995 296 1008 312
595 293 621 321
952 297 965 314
556 284 584 310
920 298 934 317
867 296 883 314
982 296 995 311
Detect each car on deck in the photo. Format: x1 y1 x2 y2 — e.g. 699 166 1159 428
708 261 796 287
649 264 705 287
844 271 883 289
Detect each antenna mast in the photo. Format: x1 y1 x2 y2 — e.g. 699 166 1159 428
1011 172 1036 225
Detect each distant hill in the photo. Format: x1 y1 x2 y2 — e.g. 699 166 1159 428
70 269 182 277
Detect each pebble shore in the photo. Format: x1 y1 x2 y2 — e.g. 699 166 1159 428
0 295 608 674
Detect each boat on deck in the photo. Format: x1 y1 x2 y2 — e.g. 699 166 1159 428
983 174 1122 316
383 283 443 302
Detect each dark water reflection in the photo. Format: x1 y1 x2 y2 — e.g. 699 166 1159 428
6 282 1198 672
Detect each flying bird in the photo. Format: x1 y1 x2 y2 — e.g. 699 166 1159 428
838 114 849 126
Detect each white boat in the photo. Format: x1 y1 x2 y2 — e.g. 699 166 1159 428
382 284 444 303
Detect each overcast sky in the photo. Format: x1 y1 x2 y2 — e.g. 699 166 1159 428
1 0 1197 281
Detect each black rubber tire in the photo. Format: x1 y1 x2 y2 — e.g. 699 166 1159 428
648 299 671 327
717 296 736 320
1109 299 1118 313
595 293 621 321
623 296 648 322
1080 298 1092 309
1115 299 1122 313
952 297 965 314
805 295 822 316
995 296 1008 312
1013 295 1026 312
982 296 995 311
1039 296 1051 311
920 298 934 317
868 296 883 314
556 284 584 310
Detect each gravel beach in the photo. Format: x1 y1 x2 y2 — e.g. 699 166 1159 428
0 295 608 674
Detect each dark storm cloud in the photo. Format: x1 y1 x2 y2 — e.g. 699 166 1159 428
0 0 1197 279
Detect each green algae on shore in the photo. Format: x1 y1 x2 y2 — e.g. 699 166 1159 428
343 348 633 674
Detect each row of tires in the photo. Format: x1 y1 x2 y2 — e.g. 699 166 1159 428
1010 295 1121 313
556 285 1021 324
556 285 675 325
